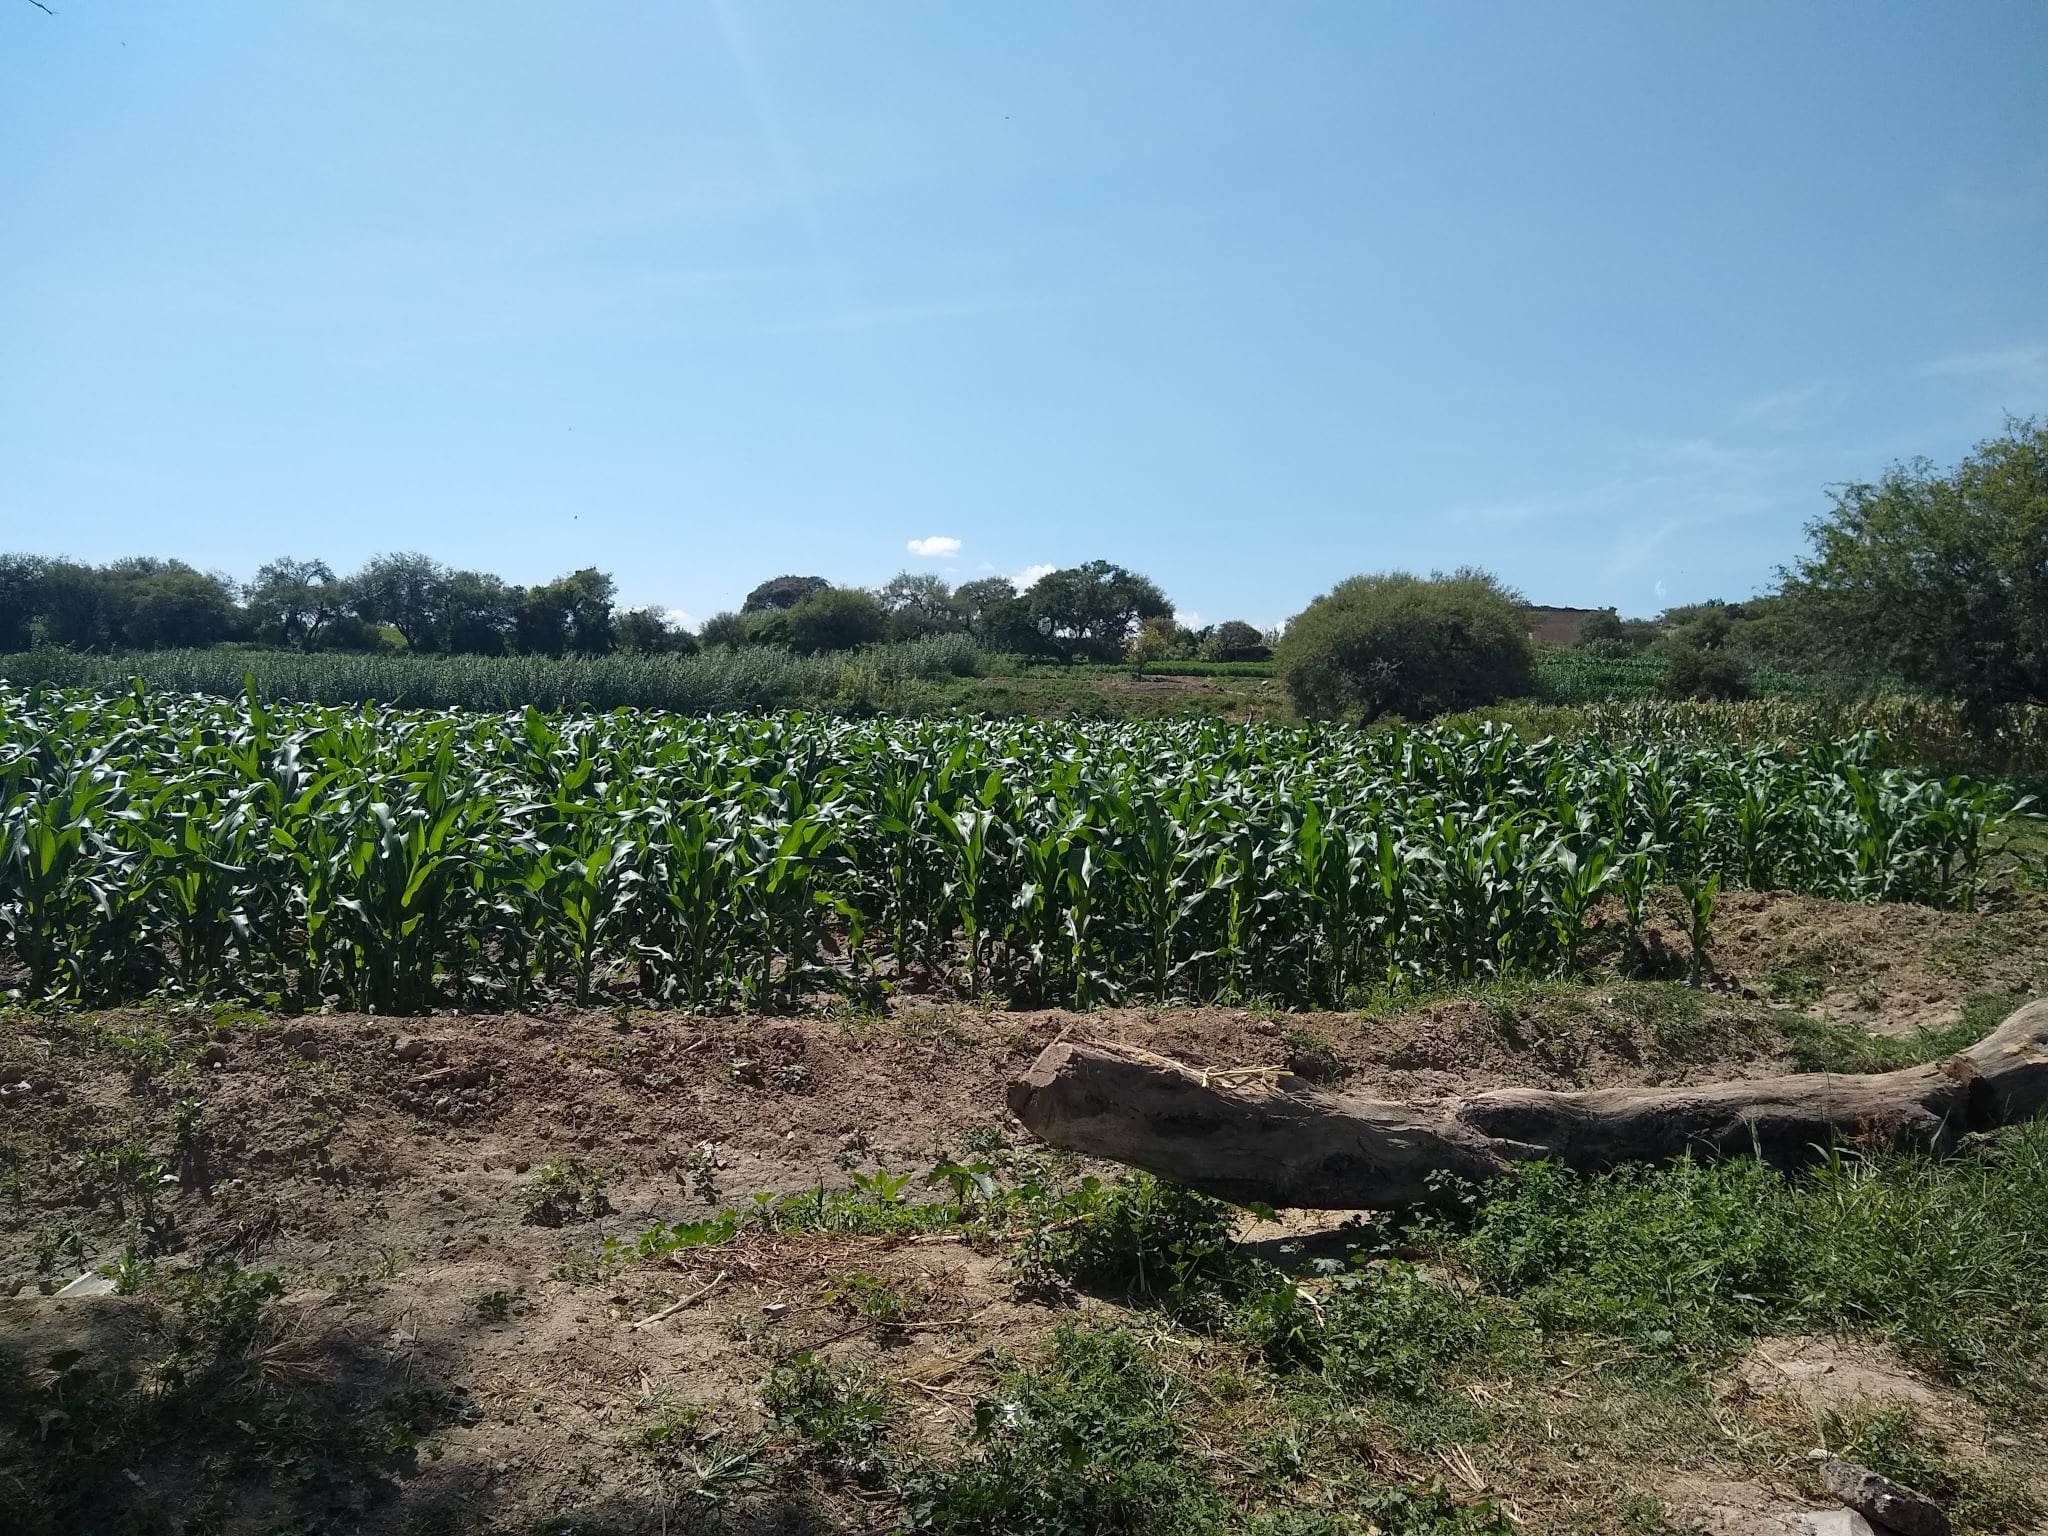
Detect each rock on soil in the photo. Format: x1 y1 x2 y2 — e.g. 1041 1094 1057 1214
1821 1459 1950 1536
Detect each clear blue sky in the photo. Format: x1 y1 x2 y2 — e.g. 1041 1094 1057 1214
4 3 2044 627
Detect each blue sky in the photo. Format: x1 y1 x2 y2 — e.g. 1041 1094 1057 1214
3 3 2043 627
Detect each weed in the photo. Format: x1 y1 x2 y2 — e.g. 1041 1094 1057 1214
763 1352 891 1486
824 1271 908 1324
1453 1128 2048 1399
1763 949 1833 1004
1281 1027 1346 1083
474 1288 514 1323
521 1160 612 1227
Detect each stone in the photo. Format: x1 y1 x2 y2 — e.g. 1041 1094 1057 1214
1796 1513 1879 1536
280 1025 320 1058
199 1043 229 1068
393 1037 428 1062
1822 1459 1950 1536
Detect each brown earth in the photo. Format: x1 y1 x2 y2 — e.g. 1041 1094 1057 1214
3 888 2044 1534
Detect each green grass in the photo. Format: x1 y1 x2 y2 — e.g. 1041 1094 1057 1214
1818 1404 2042 1534
1777 990 2036 1074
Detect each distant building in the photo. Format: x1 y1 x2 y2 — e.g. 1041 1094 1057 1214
1522 605 1612 647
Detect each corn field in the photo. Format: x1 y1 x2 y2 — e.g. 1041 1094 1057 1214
0 685 2021 1013
0 637 986 714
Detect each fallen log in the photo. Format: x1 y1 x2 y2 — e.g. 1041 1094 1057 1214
1005 999 2048 1209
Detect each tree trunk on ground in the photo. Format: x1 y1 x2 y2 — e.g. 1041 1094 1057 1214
1005 1000 2048 1209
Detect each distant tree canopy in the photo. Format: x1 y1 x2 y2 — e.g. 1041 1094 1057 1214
875 570 965 643
743 575 832 614
615 606 697 657
953 576 1041 654
1203 619 1270 663
787 586 888 654
0 551 649 660
1024 560 1172 663
1276 569 1534 722
1791 418 2047 721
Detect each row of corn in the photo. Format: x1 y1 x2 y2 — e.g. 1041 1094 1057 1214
0 685 2019 1013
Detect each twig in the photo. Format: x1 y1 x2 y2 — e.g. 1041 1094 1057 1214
631 1269 727 1329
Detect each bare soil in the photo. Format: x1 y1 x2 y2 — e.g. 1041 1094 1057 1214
3 888 2043 1534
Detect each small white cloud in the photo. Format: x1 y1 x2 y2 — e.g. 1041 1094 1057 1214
622 599 697 631
1011 562 1054 589
1920 342 2048 380
1174 609 1203 630
907 535 962 559
1653 580 1668 604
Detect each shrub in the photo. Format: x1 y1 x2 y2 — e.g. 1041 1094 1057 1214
788 587 889 653
1663 646 1751 701
1275 569 1535 722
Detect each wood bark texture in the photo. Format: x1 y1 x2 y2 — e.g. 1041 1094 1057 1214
1005 1000 2048 1209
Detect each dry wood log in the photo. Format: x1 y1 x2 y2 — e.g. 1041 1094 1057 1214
1005 999 2048 1209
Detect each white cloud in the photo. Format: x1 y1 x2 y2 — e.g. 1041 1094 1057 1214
907 535 962 559
1920 342 2048 381
1174 609 1203 630
1011 562 1054 589
1653 580 1667 604
622 600 697 631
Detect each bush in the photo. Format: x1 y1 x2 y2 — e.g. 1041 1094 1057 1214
788 587 888 653
1663 646 1751 701
1275 569 1535 722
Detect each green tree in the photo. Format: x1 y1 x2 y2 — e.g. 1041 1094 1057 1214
1024 561 1172 662
101 559 237 648
953 576 1042 653
743 574 831 613
1790 419 2047 719
352 552 449 651
699 611 749 650
1275 568 1535 722
1202 619 1270 662
246 557 348 650
0 554 42 650
435 569 520 655
875 570 963 642
615 606 697 656
516 568 617 658
786 586 887 652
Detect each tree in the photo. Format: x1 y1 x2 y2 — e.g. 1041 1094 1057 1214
101 558 237 649
435 569 520 655
615 606 697 656
0 554 42 651
743 574 831 614
1790 419 2048 720
953 576 1042 654
246 558 348 650
517 568 617 658
875 570 963 642
1274 569 1535 722
352 552 449 651
700 611 750 650
787 586 887 653
1202 619 1270 663
1024 561 1172 663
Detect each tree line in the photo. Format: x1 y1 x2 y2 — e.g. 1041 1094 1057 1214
1275 418 2047 726
5 417 2038 720
0 551 1274 667
704 563 1271 665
